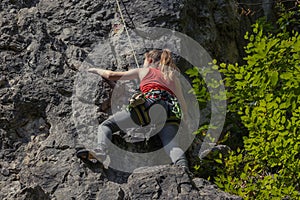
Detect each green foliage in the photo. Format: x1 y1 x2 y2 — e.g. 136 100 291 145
190 6 300 200
185 60 226 106
186 62 231 179
185 66 210 107
215 13 300 199
276 2 300 33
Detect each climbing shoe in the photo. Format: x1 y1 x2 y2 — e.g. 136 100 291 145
76 148 107 164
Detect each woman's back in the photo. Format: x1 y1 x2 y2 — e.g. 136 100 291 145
139 67 176 95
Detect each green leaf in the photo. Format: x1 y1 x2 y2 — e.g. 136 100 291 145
235 74 243 80
215 159 223 164
281 116 286 124
280 72 293 80
185 68 199 77
212 65 218 70
269 71 279 86
244 32 249 40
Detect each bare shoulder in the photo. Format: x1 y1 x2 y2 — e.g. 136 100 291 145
138 68 150 81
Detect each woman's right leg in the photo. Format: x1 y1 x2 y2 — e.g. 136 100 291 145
97 109 139 149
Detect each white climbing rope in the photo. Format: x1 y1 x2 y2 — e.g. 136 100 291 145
115 0 140 68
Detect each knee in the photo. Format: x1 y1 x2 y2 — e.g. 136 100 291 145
98 124 109 133
101 119 111 128
99 118 118 133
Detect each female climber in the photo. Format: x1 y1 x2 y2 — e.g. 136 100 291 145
77 49 189 169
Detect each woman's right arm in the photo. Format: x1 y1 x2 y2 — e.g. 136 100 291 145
88 68 140 81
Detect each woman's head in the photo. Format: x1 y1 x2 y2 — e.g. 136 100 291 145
144 49 179 80
143 50 162 68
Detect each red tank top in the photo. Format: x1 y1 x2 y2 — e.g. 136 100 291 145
140 68 176 95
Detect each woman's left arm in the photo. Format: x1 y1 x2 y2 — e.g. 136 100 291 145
88 68 140 81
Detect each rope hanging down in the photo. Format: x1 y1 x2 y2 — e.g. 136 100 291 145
115 0 140 68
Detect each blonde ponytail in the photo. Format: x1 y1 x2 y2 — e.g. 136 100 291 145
159 49 179 80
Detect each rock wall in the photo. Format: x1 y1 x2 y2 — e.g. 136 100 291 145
0 0 246 199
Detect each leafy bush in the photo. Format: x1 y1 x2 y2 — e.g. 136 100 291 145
190 5 300 200
214 8 300 199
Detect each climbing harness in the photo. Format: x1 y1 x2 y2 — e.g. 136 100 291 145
127 89 182 127
115 0 140 69
144 90 182 119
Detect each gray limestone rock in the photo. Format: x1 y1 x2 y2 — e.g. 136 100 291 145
0 0 265 199
126 165 242 200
